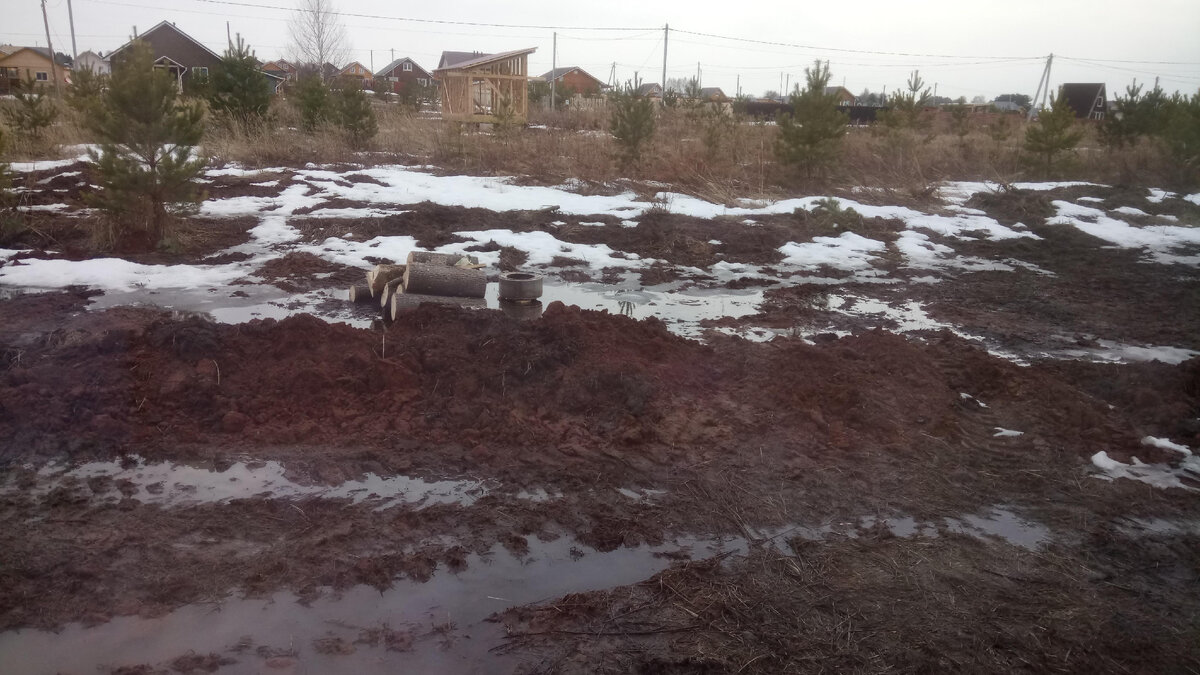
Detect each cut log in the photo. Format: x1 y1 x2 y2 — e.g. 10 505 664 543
391 292 487 321
349 285 373 304
380 277 404 309
367 264 406 297
406 251 478 267
402 261 487 298
499 299 544 321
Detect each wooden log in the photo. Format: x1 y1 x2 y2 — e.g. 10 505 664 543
406 251 478 267
368 264 406 297
391 292 487 321
402 261 487 298
349 285 373 304
380 277 404 309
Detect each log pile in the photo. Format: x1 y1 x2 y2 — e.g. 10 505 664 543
348 252 485 321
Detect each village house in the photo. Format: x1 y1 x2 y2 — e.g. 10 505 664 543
0 46 71 94
823 86 856 106
260 59 297 82
1059 83 1108 120
698 86 728 102
374 56 434 94
337 61 372 88
539 66 605 96
107 20 221 90
74 50 110 75
635 82 663 99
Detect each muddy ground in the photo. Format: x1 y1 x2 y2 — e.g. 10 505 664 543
1 163 1199 673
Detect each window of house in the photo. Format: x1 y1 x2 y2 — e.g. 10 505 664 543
402 62 412 72
35 71 48 81
191 66 208 78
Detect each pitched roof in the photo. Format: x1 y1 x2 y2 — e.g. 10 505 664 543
438 51 487 69
540 66 605 85
0 46 61 65
434 47 536 73
375 56 433 79
1059 83 1107 117
699 87 726 100
636 82 662 96
339 61 370 75
109 20 222 62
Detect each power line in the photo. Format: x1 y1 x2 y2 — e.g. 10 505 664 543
188 0 653 31
669 27 1038 60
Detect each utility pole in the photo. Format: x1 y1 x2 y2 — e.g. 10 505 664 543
550 31 556 109
40 0 61 96
696 61 700 89
370 50 373 72
608 61 616 88
67 0 78 61
1028 53 1053 121
785 74 790 96
736 74 740 98
390 48 394 63
226 20 231 50
661 24 668 103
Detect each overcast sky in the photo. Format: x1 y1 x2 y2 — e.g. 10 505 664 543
5 0 1199 100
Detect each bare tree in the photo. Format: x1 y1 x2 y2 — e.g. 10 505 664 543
288 0 350 75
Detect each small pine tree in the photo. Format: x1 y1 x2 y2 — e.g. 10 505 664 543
1024 91 1083 176
209 36 273 123
1160 90 1200 187
775 60 848 179
294 74 331 131
333 84 377 149
66 67 108 121
879 70 931 131
609 80 656 168
87 41 207 248
948 101 971 144
2 76 59 139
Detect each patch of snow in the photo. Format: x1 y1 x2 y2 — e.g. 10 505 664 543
7 157 85 172
1048 200 1200 264
779 232 885 271
578 221 607 227
0 258 247 292
439 229 645 269
1091 451 1200 492
993 428 1024 438
1077 196 1105 203
15 204 70 212
1142 436 1192 456
1147 188 1176 203
1111 206 1149 217
707 239 722 245
250 180 280 187
295 207 399 219
200 182 323 218
0 248 30 261
1185 193 1200 206
620 220 638 228
36 171 81 184
295 235 420 269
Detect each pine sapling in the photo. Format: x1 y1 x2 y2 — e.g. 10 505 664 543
1024 91 1083 177
2 75 58 139
209 36 273 124
775 60 848 179
609 80 656 169
333 84 377 149
87 41 207 247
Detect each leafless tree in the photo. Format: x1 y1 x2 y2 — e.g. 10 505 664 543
288 0 350 76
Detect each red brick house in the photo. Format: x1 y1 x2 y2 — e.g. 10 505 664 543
107 20 221 90
375 56 434 94
540 66 605 95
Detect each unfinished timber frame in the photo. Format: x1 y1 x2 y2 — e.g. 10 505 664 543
435 47 536 124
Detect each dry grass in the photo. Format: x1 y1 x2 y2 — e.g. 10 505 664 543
3 98 1189 201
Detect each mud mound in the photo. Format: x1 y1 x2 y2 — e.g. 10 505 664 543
0 300 1176 478
254 252 364 291
966 187 1054 226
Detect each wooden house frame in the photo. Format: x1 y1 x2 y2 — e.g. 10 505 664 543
434 47 536 124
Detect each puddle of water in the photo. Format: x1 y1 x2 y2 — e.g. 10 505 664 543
87 286 377 328
11 457 491 509
945 508 1051 550
0 534 744 675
